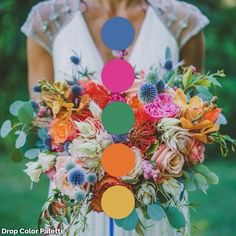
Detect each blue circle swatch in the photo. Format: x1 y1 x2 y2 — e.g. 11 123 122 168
101 17 135 50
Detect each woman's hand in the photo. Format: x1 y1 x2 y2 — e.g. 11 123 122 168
180 31 205 73
27 38 54 99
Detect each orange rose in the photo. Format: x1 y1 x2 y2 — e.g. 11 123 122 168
48 118 77 145
91 176 132 212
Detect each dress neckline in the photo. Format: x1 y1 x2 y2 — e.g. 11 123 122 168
78 5 152 66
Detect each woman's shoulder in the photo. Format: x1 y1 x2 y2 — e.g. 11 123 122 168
21 0 81 54
148 0 209 48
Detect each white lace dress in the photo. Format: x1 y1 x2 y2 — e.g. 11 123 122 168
22 0 209 235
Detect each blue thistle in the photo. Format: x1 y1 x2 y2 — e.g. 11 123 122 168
112 134 128 143
164 59 173 71
71 84 82 97
63 141 71 152
87 173 97 184
30 100 39 112
156 80 165 93
65 161 76 172
145 71 159 85
33 85 42 93
138 83 158 104
75 191 86 203
68 167 86 186
70 55 81 65
43 137 52 150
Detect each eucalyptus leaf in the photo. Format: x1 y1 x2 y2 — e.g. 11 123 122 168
147 203 165 221
18 102 35 124
165 207 185 229
115 209 139 231
9 100 24 116
24 148 40 159
216 114 227 125
15 131 27 149
0 120 12 138
193 164 210 176
194 173 209 193
205 172 219 185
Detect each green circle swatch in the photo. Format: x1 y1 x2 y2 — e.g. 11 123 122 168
101 102 135 135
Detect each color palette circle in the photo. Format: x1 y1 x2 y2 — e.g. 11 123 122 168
101 102 135 135
101 59 135 93
101 143 135 177
101 186 135 219
101 17 135 50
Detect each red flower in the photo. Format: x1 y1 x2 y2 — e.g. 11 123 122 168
83 81 111 109
128 120 157 153
91 176 131 212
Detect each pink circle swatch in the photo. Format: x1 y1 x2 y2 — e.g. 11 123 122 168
101 59 135 93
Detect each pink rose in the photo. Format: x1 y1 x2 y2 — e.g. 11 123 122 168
151 145 184 177
144 93 180 121
187 140 205 165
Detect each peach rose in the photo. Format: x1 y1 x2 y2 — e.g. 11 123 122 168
48 118 77 145
187 140 205 165
53 156 86 199
151 145 184 177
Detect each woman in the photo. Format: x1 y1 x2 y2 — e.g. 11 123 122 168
22 0 209 235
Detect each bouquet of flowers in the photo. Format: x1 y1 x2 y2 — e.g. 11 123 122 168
1 48 235 235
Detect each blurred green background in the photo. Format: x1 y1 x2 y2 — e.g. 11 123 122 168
0 0 236 235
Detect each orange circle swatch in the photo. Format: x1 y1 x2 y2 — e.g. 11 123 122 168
101 144 135 177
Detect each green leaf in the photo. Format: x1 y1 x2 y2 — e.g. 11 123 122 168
165 206 185 229
196 86 212 99
194 173 209 193
0 120 11 138
15 131 26 149
205 172 219 185
9 100 24 116
114 209 139 231
24 148 40 159
18 102 35 124
193 164 210 176
182 68 193 89
147 203 165 221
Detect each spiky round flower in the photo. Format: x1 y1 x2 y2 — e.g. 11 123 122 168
112 134 128 143
71 84 82 97
43 137 52 150
68 167 86 186
33 85 42 93
164 59 173 71
30 100 39 112
87 173 97 184
156 80 165 93
70 55 81 65
75 190 86 202
138 83 158 104
65 161 76 172
145 71 159 85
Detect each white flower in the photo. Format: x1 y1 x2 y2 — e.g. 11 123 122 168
122 147 142 183
136 182 157 205
69 138 98 158
157 118 180 132
24 162 42 183
162 178 184 198
96 131 113 150
38 153 56 172
75 120 97 138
